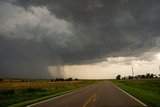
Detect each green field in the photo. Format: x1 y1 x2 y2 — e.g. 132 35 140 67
112 79 160 107
0 79 96 107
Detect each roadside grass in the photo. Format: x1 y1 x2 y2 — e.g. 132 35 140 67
9 87 83 107
112 79 160 107
0 80 96 107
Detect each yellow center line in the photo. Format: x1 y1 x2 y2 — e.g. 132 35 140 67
83 93 97 107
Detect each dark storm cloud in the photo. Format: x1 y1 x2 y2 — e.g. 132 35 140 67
14 0 160 61
0 0 160 78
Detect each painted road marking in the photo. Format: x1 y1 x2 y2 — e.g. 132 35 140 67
27 83 98 107
112 83 147 107
83 93 97 107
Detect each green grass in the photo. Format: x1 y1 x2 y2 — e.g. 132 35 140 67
0 80 96 107
112 79 160 107
8 87 84 107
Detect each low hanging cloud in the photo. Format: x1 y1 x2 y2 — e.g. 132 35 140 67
106 52 159 65
0 0 160 78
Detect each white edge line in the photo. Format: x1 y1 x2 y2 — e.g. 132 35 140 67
27 84 96 107
112 83 147 107
27 90 76 107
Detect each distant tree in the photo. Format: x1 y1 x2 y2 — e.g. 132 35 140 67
61 78 65 81
122 76 127 80
128 76 133 79
141 75 146 79
135 75 140 79
146 73 150 78
51 79 54 82
75 78 78 81
0 78 3 82
116 75 121 80
154 75 158 78
21 80 25 82
134 75 141 79
54 78 65 81
68 78 73 81
65 79 69 81
65 78 73 81
150 74 154 78
137 75 141 79
122 77 125 80
55 78 60 81
29 80 35 82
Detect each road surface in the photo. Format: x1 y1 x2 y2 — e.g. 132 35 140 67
30 81 147 107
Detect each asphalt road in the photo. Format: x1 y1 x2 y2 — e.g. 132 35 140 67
30 81 147 107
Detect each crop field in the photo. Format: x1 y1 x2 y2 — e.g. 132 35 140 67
112 79 160 107
0 79 96 107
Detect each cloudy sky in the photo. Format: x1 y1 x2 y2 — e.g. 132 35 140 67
0 0 160 79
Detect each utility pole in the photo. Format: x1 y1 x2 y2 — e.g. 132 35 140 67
159 65 160 78
132 67 134 77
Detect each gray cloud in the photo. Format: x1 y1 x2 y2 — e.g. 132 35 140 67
0 0 160 78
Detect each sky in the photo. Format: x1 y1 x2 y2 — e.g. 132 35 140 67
0 0 160 79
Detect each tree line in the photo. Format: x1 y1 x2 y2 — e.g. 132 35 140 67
116 73 160 80
0 78 78 82
50 78 78 82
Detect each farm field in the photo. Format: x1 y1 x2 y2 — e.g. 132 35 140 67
0 79 96 107
112 79 160 107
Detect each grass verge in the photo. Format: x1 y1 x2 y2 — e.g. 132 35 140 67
112 79 160 107
9 86 84 107
0 80 96 107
